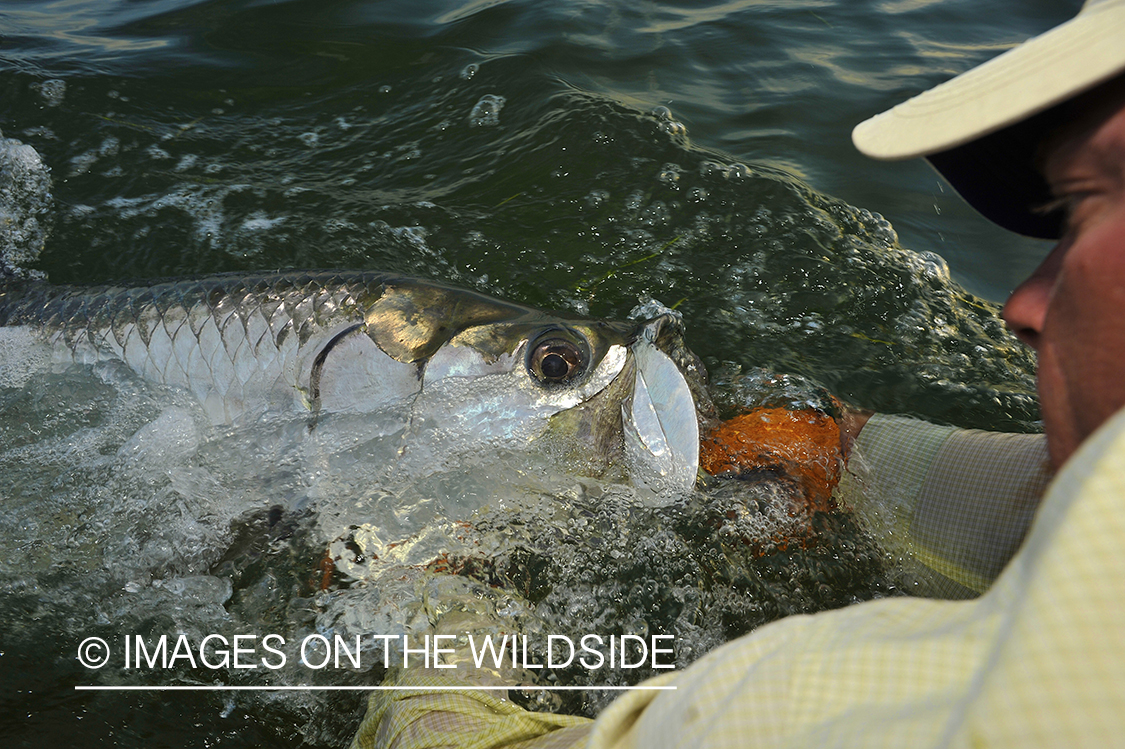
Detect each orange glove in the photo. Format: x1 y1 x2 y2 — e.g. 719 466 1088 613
700 407 842 514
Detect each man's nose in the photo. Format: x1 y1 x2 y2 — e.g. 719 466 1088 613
1001 242 1066 350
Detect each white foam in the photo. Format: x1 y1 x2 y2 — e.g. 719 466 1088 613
240 211 285 231
0 326 52 388
117 406 202 473
0 136 51 277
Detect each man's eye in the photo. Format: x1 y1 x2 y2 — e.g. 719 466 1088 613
1034 195 1079 219
1035 192 1095 230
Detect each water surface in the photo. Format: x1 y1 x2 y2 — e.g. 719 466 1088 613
0 0 1070 745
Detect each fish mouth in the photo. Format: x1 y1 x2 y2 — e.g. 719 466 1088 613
622 311 700 497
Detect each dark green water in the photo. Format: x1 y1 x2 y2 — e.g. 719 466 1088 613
0 0 1075 745
2 0 1073 425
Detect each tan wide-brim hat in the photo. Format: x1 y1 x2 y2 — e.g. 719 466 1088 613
853 0 1125 238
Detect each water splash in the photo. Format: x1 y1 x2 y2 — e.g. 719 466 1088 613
0 135 50 279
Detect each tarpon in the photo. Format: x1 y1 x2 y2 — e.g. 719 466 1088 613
0 271 704 493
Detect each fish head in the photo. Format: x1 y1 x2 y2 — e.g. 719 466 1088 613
357 278 706 495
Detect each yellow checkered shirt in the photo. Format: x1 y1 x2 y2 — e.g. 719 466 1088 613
353 409 1125 748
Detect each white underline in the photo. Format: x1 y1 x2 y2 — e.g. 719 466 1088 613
75 685 676 692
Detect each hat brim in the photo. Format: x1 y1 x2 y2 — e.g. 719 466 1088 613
853 1 1125 161
852 1 1125 239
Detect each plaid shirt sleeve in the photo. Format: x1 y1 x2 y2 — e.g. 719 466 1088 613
349 670 593 749
841 414 1052 595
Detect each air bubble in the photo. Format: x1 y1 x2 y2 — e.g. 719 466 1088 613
725 163 752 179
652 106 686 136
585 189 609 208
658 163 682 185
469 94 506 127
699 160 724 177
659 120 687 136
31 79 66 108
916 251 950 281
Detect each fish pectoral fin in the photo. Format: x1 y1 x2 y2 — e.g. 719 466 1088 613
623 344 699 495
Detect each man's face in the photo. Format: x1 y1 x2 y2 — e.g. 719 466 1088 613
1002 93 1125 468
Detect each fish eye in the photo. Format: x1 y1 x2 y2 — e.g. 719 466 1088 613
528 336 587 385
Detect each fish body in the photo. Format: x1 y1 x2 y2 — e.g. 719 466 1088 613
0 271 702 492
